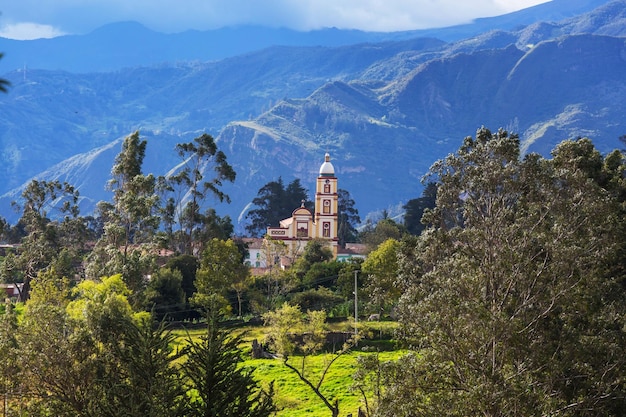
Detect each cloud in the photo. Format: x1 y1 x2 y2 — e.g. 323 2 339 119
0 22 67 40
0 0 551 36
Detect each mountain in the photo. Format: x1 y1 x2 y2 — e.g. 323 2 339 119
0 37 445 193
0 0 624 229
0 0 611 73
216 35 626 223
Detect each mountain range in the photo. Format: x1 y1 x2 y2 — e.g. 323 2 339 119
0 0 625 230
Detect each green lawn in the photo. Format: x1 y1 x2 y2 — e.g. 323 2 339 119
173 320 405 416
247 350 404 417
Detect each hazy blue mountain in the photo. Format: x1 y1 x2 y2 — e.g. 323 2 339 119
0 37 445 195
216 34 626 224
0 0 611 73
0 0 624 229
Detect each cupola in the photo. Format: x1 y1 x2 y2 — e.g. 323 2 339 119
319 153 335 177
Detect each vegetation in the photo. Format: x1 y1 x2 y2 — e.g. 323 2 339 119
181 312 275 417
160 133 236 255
383 129 626 416
337 189 361 247
0 126 624 416
246 178 310 237
402 182 437 236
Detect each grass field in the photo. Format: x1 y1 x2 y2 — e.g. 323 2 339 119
247 350 404 417
173 320 404 416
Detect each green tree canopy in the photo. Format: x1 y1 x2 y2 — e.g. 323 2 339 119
263 303 353 417
144 267 186 321
359 217 406 252
402 182 437 236
161 133 236 254
290 238 334 286
165 254 199 301
191 238 248 315
181 313 275 417
361 238 401 315
5 179 83 300
337 188 361 247
381 128 626 416
245 177 310 237
86 131 159 304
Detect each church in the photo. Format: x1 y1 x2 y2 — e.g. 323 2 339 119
266 153 339 258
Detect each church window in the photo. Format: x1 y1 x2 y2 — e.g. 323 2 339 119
323 199 331 214
323 222 331 237
297 222 309 237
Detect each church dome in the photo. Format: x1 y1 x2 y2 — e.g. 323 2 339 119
319 153 335 177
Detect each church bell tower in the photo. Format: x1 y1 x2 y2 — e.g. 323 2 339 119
314 153 339 255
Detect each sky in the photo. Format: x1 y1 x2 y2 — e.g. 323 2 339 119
0 0 551 40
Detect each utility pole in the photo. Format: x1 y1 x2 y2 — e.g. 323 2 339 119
354 270 358 336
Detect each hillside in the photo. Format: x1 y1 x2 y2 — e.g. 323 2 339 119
0 0 624 228
0 0 609 73
216 34 626 223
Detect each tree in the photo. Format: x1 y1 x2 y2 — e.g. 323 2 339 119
263 303 355 417
287 239 337 294
181 313 275 417
292 239 333 277
351 351 386 417
301 260 343 290
191 238 248 315
290 286 344 312
230 267 254 319
95 317 188 417
108 131 160 248
361 238 401 316
164 133 236 254
66 275 187 417
255 237 291 311
18 270 100 416
192 208 234 255
144 267 186 321
17 271 190 417
403 182 437 236
86 131 159 303
337 188 361 247
245 177 310 237
384 128 626 415
359 218 405 253
5 179 82 300
0 300 20 414
335 257 364 300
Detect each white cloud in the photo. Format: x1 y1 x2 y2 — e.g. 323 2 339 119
0 0 552 37
0 22 67 40
493 0 550 13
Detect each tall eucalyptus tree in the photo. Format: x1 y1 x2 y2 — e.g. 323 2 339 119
378 129 626 416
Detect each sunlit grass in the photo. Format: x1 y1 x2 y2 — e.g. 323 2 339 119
247 350 404 417
171 320 405 416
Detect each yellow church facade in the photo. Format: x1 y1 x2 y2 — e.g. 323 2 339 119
266 153 339 257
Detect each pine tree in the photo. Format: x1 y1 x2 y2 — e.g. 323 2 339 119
181 313 275 417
